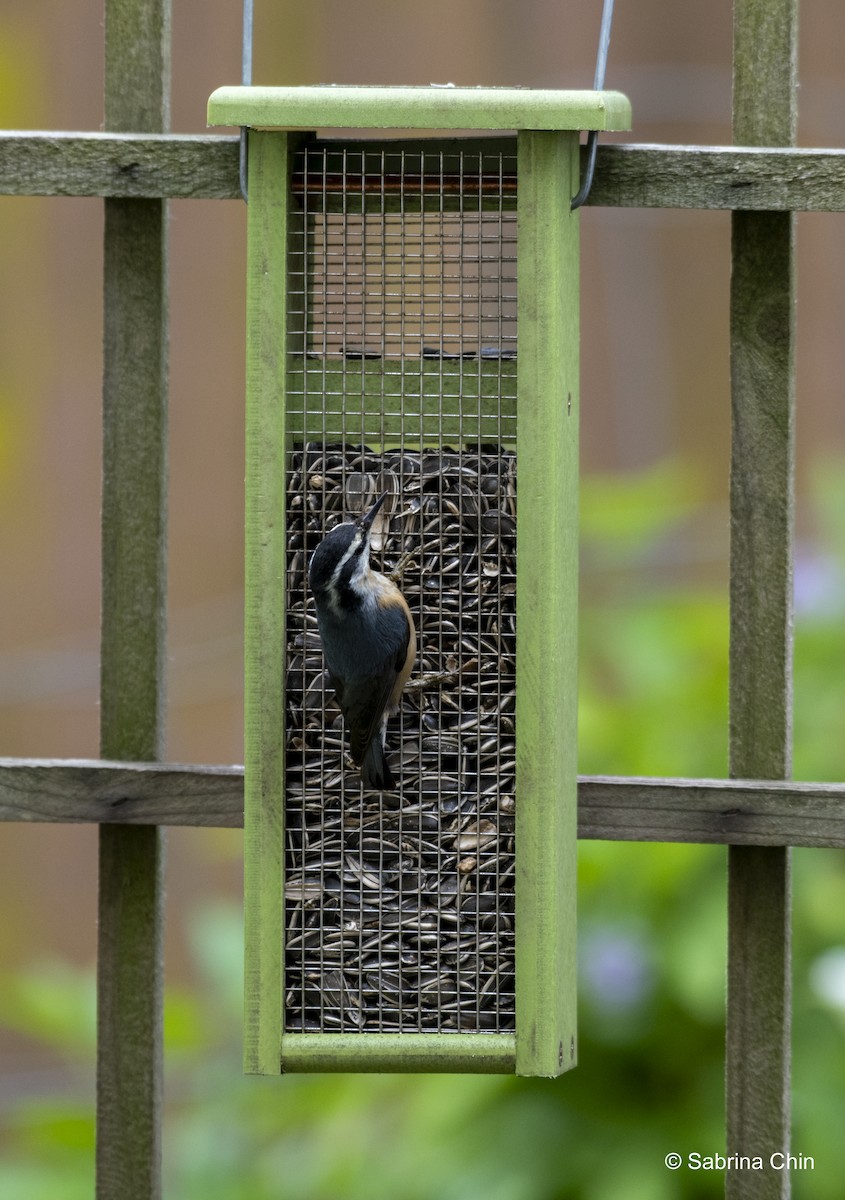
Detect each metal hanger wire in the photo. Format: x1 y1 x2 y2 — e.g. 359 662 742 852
571 0 616 210
239 0 254 200
238 0 616 208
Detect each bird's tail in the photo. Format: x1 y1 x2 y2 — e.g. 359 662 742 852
361 734 395 791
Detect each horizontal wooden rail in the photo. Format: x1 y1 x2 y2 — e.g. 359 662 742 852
0 132 240 199
3 133 845 210
0 759 244 826
1 758 843 847
587 143 845 210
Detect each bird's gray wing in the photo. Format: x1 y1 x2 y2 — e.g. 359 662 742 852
343 604 412 764
342 664 398 765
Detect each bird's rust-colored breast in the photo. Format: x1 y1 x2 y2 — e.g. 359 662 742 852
372 572 416 705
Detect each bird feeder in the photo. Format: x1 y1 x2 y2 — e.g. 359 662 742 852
207 85 631 1077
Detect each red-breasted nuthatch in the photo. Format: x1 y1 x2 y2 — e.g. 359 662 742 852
309 492 416 791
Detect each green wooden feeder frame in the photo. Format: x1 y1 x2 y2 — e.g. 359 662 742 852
208 85 631 1077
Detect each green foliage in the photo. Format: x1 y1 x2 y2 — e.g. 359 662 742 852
579 458 728 779
792 460 845 781
0 961 97 1052
2 458 844 1198
581 459 707 567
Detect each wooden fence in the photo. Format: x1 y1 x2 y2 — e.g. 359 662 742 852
1 0 841 1197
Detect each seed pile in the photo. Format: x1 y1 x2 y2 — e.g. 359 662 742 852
284 443 516 1032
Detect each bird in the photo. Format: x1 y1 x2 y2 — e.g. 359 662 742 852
308 491 416 791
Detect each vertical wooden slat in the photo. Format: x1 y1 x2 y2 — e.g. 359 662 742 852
97 1 170 1197
243 130 291 1075
728 2 797 1195
515 130 579 1077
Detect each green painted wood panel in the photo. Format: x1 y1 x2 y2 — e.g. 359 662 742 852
243 130 291 1075
288 359 517 444
280 1034 515 1073
514 130 579 1078
208 85 631 134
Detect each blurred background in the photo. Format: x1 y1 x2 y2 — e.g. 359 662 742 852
1 1 844 1197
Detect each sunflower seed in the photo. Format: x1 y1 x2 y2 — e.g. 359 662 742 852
283 442 517 1034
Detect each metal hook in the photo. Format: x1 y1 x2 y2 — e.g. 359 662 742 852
238 0 612 208
239 0 254 201
571 0 616 210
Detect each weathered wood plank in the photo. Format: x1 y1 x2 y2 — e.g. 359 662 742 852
0 132 240 198
580 777 845 849
727 2 797 1195
587 144 845 211
4 134 845 211
0 759 244 826
3 761 845 848
97 2 170 1199
100 197 169 758
96 826 164 1200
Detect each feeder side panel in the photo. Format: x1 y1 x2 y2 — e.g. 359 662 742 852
514 129 579 1078
243 129 291 1075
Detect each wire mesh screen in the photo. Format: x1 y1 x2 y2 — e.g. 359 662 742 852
284 140 518 1034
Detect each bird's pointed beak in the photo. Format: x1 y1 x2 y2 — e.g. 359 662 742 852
357 491 389 532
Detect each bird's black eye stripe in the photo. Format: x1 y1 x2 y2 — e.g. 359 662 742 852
354 543 365 556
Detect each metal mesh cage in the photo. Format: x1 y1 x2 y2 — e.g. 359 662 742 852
283 141 518 1034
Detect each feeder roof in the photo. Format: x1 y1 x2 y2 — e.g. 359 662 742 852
207 85 631 133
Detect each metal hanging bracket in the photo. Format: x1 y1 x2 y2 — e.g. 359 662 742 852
237 0 617 208
239 0 254 200
571 0 616 210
